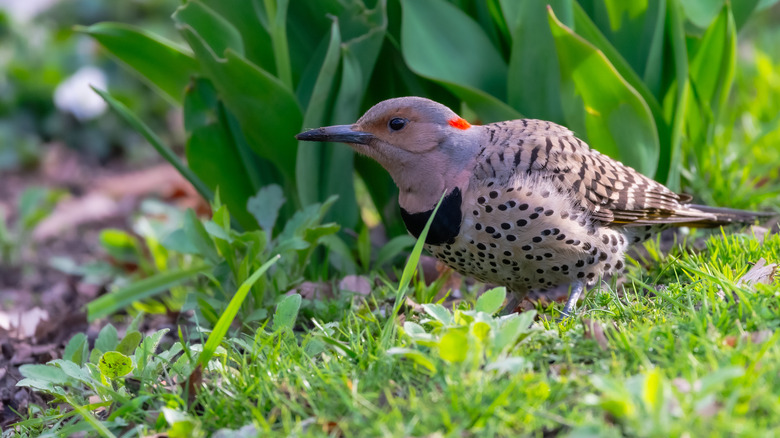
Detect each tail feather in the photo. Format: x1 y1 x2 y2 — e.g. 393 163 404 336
683 204 776 227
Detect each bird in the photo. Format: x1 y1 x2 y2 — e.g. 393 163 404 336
296 96 769 317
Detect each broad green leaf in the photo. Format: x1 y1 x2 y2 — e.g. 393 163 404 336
87 265 210 321
179 27 303 183
401 0 506 98
570 3 663 122
475 287 507 315
318 50 361 228
731 0 761 30
80 23 198 105
387 347 437 373
161 229 199 255
116 331 143 356
504 0 572 122
136 328 170 374
63 333 88 366
698 366 745 393
401 0 519 122
52 360 93 385
472 321 491 341
438 330 469 363
578 0 666 98
403 321 428 337
17 364 70 392
99 229 138 263
642 367 662 411
422 303 454 325
303 223 341 243
264 0 293 88
98 351 133 380
183 79 258 230
494 310 537 353
94 324 119 354
315 9 387 228
198 255 280 368
658 0 689 189
93 88 213 202
200 0 275 71
435 81 522 124
247 184 287 233
19 364 70 384
273 293 302 331
689 4 736 129
678 0 724 28
183 209 220 264
296 20 342 208
173 1 244 57
320 235 358 275
374 235 416 269
549 9 659 176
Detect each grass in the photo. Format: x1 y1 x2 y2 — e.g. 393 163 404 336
8 227 780 437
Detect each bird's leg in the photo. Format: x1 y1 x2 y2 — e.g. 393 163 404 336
500 293 523 316
559 281 585 320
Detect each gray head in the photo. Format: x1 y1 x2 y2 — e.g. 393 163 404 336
296 96 483 211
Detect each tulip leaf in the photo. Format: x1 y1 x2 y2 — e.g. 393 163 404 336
173 0 244 57
401 0 517 123
80 23 198 105
548 8 659 177
179 26 302 183
183 78 258 230
504 0 573 123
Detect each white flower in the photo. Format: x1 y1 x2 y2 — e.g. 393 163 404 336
53 66 108 121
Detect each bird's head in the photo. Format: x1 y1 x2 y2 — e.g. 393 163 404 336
296 97 482 211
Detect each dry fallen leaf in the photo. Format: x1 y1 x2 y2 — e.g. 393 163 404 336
722 329 773 348
338 275 372 296
0 307 49 339
288 282 332 300
736 258 777 287
32 192 119 242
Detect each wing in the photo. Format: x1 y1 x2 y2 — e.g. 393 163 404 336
478 119 709 225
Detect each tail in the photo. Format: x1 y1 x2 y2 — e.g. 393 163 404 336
683 204 776 227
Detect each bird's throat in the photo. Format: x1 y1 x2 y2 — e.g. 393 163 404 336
400 188 462 245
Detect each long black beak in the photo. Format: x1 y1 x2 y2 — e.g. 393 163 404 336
295 125 373 145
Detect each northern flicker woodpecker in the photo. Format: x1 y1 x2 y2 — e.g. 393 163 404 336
297 97 768 316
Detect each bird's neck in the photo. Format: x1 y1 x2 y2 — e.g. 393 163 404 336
395 158 472 214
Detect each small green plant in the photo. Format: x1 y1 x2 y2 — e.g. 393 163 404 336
392 287 538 374
0 186 65 266
84 185 339 323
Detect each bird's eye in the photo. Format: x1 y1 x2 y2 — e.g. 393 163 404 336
388 117 408 131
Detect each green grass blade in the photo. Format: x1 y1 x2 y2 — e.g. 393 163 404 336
63 396 115 438
198 255 280 368
381 192 446 348
93 87 214 202
87 264 210 321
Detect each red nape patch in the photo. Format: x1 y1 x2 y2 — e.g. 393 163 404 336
448 117 471 130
